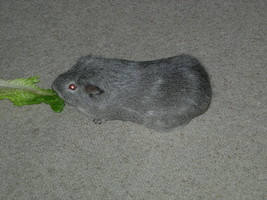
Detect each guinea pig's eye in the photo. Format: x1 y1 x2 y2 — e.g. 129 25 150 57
68 84 77 90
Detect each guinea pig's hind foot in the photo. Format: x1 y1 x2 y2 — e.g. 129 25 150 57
93 118 105 124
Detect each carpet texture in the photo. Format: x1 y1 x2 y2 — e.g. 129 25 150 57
0 0 266 199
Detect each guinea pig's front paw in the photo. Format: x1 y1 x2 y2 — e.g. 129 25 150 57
93 118 105 125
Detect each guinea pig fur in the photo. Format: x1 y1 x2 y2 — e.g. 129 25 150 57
52 55 212 131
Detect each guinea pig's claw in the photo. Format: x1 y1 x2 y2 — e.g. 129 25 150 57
93 119 104 124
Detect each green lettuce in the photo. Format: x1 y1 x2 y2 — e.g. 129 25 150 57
0 76 64 112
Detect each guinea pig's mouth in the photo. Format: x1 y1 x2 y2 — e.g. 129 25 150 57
53 89 63 99
52 88 76 106
51 84 64 100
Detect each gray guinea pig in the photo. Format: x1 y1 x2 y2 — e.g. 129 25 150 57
52 55 212 131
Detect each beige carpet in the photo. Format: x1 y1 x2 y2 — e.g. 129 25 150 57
0 0 266 199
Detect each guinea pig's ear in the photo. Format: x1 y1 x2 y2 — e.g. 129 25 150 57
84 85 103 96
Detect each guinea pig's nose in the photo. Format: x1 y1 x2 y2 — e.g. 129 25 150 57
51 78 60 92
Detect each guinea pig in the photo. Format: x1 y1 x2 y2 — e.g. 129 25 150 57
52 54 212 131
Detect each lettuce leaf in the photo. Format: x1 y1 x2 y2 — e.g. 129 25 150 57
0 76 65 112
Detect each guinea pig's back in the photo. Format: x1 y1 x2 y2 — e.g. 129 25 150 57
138 55 211 116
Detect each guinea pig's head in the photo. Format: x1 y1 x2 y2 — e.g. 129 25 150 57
52 66 104 107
